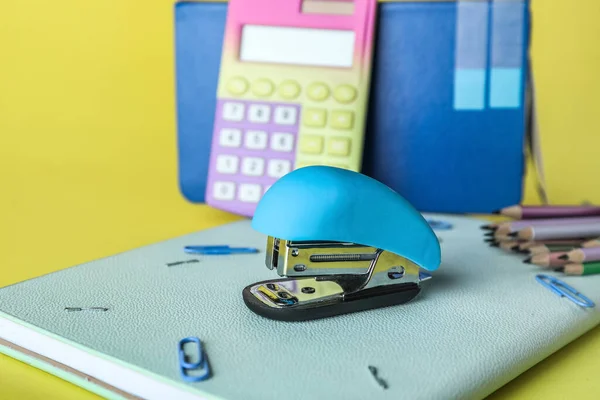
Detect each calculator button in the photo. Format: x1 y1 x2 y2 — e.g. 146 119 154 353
252 79 275 97
222 102 245 122
213 182 236 200
279 80 301 99
302 108 327 128
238 183 262 203
274 106 298 125
299 135 324 154
267 159 292 178
216 155 239 174
333 84 357 104
327 137 351 156
245 130 268 150
226 77 249 95
307 82 330 101
219 128 242 147
241 157 265 176
270 133 295 152
330 110 354 130
247 104 271 123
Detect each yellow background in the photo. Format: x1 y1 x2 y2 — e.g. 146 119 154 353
0 0 599 398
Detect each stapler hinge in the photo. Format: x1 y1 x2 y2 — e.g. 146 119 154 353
242 237 432 321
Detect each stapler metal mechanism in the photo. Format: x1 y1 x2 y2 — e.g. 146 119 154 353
243 166 441 321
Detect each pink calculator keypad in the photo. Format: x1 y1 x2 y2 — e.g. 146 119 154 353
205 98 301 216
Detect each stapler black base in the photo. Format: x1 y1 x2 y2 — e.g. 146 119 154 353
242 279 420 322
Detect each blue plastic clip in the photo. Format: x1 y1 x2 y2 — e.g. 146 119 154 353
184 245 258 255
426 219 453 231
178 337 210 382
535 274 595 308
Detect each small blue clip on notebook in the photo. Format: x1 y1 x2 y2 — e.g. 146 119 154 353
175 0 531 213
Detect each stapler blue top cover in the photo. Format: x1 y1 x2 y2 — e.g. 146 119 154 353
243 166 441 321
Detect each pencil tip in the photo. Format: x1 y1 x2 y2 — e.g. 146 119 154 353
484 232 494 237
490 243 499 247
523 258 531 264
554 267 565 273
510 245 520 251
558 254 568 260
508 232 518 237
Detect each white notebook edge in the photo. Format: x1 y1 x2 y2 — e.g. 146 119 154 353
0 338 126 400
0 312 223 400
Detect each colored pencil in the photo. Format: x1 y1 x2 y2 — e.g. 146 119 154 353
486 235 513 243
517 241 539 251
494 205 600 219
583 237 600 248
492 230 509 239
563 261 600 276
517 240 584 251
510 243 523 252
499 241 520 251
510 223 600 241
559 247 600 263
493 216 600 235
523 252 570 268
526 244 579 256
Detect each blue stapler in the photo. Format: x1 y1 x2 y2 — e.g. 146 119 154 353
243 166 441 321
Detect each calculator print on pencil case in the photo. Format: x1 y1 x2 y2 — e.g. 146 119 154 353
205 0 378 216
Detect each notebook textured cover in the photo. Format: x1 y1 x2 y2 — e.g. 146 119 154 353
1 214 599 400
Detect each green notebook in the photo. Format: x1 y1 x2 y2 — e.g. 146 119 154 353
1 215 599 400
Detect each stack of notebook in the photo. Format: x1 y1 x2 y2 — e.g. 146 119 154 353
484 205 600 276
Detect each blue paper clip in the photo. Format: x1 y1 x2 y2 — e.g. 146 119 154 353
426 219 453 231
178 337 210 382
535 274 595 308
184 245 258 255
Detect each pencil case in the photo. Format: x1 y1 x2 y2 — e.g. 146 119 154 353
175 0 531 213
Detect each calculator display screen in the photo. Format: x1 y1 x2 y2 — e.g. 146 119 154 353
239 25 355 68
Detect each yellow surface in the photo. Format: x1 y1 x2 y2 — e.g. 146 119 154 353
0 0 599 399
